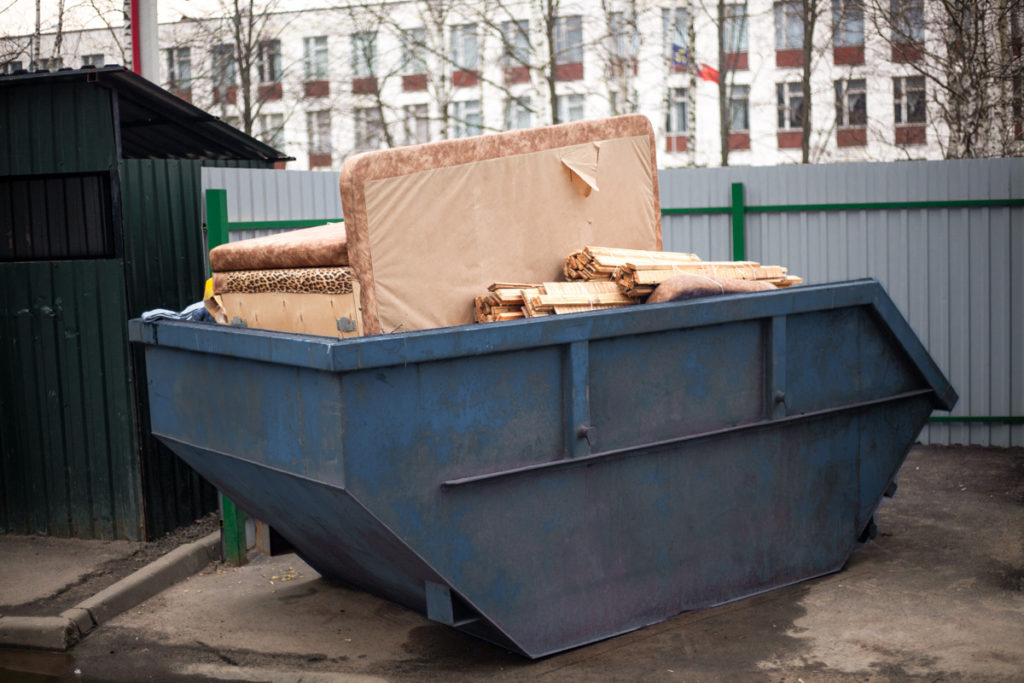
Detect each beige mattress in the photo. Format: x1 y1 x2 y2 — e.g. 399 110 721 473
339 114 662 334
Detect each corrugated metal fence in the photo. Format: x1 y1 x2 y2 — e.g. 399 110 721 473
201 167 342 242
659 159 1023 447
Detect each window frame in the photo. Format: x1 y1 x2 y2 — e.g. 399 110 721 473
306 110 332 155
450 23 479 71
451 99 482 138
832 0 864 47
257 39 282 84
501 20 531 68
166 47 192 90
724 4 749 53
729 84 750 131
834 78 867 126
402 27 428 74
554 15 584 65
504 96 533 130
351 31 377 79
666 87 689 134
303 36 329 80
354 107 385 151
259 112 285 149
774 1 804 50
893 75 926 124
776 81 804 130
212 44 237 88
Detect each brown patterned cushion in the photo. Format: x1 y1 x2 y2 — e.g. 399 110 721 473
212 267 355 295
209 223 347 271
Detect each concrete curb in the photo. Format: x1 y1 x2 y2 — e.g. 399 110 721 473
0 531 221 651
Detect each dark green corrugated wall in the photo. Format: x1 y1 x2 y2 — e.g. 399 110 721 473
119 158 268 538
0 81 145 538
1 78 271 540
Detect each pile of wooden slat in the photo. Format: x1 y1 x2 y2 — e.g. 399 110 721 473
613 261 800 297
474 247 802 323
474 283 540 323
474 280 638 322
564 246 701 280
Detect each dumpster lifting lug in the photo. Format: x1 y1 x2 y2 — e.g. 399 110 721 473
576 424 596 446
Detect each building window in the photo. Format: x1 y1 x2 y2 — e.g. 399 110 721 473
609 11 639 62
777 82 804 130
259 113 285 149
1 60 24 74
82 54 104 67
663 7 691 69
307 110 331 155
165 47 191 90
352 32 376 78
832 0 864 46
724 5 748 53
774 2 804 49
555 16 583 64
891 0 924 43
450 24 479 71
835 78 866 126
212 44 236 87
402 27 427 74
354 107 384 151
894 76 925 123
504 96 532 130
501 20 531 67
257 40 281 83
403 103 429 145
556 93 585 123
34 56 63 71
451 99 481 138
666 88 688 134
304 36 329 80
729 84 749 131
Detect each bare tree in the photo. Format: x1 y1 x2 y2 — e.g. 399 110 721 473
865 0 1023 158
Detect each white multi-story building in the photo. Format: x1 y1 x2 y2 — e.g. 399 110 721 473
3 0 1020 169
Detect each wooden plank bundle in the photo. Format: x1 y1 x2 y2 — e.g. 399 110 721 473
475 247 803 323
564 246 701 281
613 261 795 297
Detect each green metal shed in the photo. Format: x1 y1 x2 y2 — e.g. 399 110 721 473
0 65 290 540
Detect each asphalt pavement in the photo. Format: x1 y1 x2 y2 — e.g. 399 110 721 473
1 445 1021 682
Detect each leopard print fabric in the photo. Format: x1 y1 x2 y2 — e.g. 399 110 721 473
213 267 356 295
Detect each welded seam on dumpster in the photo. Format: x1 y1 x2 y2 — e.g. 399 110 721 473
441 388 936 488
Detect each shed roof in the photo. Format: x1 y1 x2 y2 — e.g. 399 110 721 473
0 65 291 162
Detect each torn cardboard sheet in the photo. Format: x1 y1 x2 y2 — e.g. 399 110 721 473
217 288 363 339
340 114 661 334
560 142 600 197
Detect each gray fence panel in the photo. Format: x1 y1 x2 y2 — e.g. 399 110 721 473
660 159 1023 448
200 167 342 227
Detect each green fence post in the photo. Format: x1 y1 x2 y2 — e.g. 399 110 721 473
205 189 229 264
730 182 746 261
221 492 248 565
205 188 247 564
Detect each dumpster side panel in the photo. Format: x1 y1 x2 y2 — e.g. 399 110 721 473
145 347 345 487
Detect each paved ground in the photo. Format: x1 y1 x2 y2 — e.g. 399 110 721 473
0 537 142 609
1 445 1021 682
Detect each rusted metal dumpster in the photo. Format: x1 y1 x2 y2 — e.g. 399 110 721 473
129 279 955 658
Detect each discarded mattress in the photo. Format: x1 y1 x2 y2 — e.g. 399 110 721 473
209 222 348 271
339 114 662 334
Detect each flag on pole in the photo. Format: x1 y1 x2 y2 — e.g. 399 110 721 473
671 44 690 68
697 63 719 84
